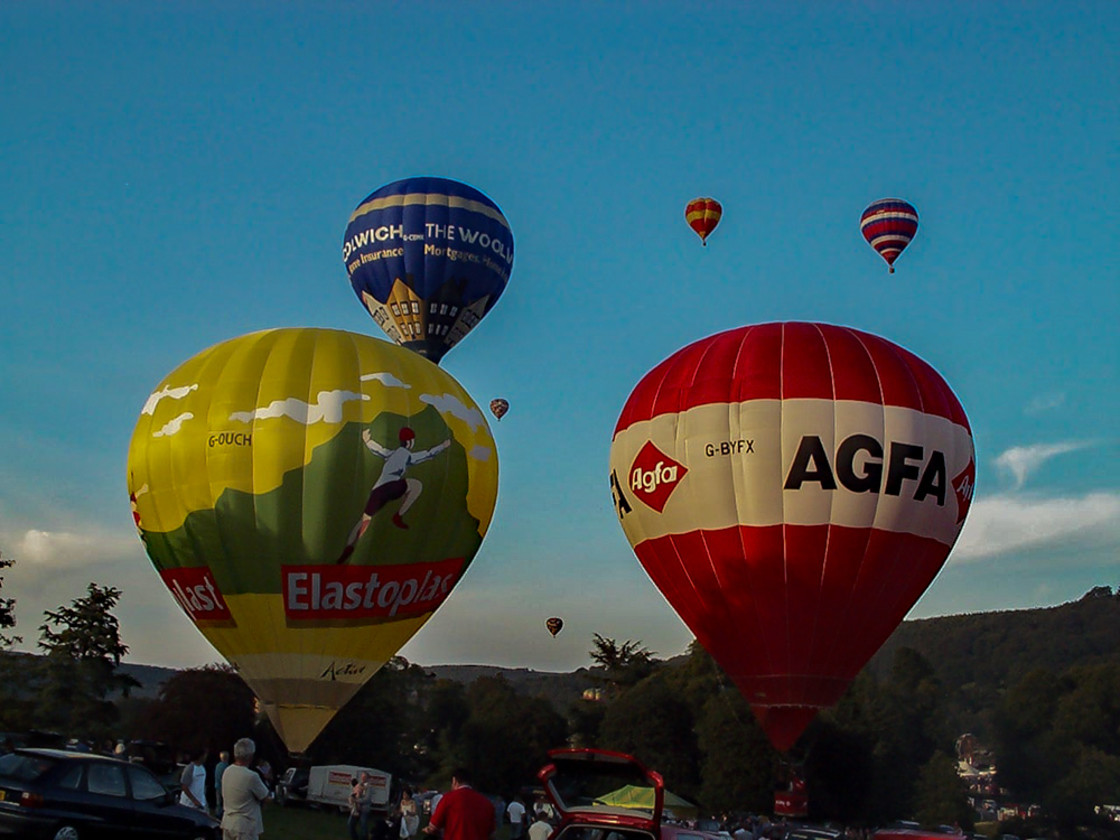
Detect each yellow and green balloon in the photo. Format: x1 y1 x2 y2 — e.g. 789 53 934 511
127 328 499 752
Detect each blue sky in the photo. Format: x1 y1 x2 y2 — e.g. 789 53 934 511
1 2 1116 672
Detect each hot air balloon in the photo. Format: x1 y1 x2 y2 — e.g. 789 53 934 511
609 322 974 752
860 198 918 273
545 617 563 637
343 177 514 364
490 399 509 421
685 197 722 246
127 328 499 753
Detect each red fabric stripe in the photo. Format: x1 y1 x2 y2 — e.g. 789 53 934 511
780 323 834 400
613 323 966 433
635 522 955 750
861 219 918 240
820 325 882 404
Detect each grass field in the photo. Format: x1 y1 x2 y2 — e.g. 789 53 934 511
260 806 514 840
259 801 350 840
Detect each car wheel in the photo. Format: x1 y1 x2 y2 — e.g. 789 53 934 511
52 826 81 840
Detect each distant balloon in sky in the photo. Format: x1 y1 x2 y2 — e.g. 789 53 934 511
342 177 514 365
546 617 563 637
609 321 974 752
127 328 499 753
685 197 722 246
490 399 509 421
860 198 919 273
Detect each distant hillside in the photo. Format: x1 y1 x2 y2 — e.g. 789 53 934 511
420 664 601 711
49 587 1119 714
866 586 1120 689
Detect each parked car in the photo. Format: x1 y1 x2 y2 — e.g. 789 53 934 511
537 748 722 840
0 747 220 839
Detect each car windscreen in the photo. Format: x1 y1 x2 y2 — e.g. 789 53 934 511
0 753 58 781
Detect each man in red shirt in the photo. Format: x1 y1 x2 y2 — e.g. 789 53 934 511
424 768 495 840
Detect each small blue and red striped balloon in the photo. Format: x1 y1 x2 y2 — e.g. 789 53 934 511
860 198 918 273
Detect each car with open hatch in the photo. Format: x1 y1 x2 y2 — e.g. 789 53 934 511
0 747 220 839
537 748 722 840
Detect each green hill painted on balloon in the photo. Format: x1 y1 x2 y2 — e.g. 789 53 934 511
141 406 486 595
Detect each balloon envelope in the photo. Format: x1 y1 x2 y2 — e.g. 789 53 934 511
490 399 509 421
609 322 974 751
343 177 514 364
860 198 918 272
545 617 563 637
685 197 722 245
127 328 499 752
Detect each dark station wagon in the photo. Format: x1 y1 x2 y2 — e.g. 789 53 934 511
0 748 220 840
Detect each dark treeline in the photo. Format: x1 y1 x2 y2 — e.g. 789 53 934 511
1 585 1118 837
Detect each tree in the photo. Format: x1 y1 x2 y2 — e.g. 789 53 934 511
599 672 700 796
135 665 257 757
454 674 567 795
695 688 776 814
36 582 140 740
912 750 973 830
313 656 434 778
0 550 19 648
589 634 658 695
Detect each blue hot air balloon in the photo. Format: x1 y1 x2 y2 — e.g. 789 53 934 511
342 177 514 364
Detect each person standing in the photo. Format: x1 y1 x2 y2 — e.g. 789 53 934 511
214 751 231 817
179 749 208 811
400 787 420 839
528 810 552 840
358 771 377 840
221 738 271 840
507 796 526 840
349 777 364 840
423 768 495 840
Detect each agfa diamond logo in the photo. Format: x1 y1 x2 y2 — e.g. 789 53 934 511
629 441 688 513
952 456 976 525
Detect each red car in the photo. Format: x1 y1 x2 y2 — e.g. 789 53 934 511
536 748 721 840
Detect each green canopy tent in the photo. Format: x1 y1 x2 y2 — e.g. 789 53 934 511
593 785 699 820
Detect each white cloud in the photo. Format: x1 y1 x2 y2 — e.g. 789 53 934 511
142 383 198 415
0 524 222 668
994 440 1093 489
229 390 369 425
153 412 193 438
420 393 487 431
1025 392 1065 415
951 490 1120 561
360 372 411 389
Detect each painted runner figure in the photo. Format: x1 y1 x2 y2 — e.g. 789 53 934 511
337 426 450 564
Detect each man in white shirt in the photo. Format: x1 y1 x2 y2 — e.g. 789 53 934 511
507 797 526 839
528 810 553 840
179 749 208 811
221 738 271 840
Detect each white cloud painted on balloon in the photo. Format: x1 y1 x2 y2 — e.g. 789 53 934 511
420 393 487 432
229 390 369 425
142 383 198 415
360 372 411 389
153 412 193 438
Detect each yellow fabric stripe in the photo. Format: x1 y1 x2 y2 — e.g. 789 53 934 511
349 192 511 229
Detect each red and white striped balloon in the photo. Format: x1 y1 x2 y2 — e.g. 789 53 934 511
860 198 919 273
609 322 974 752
